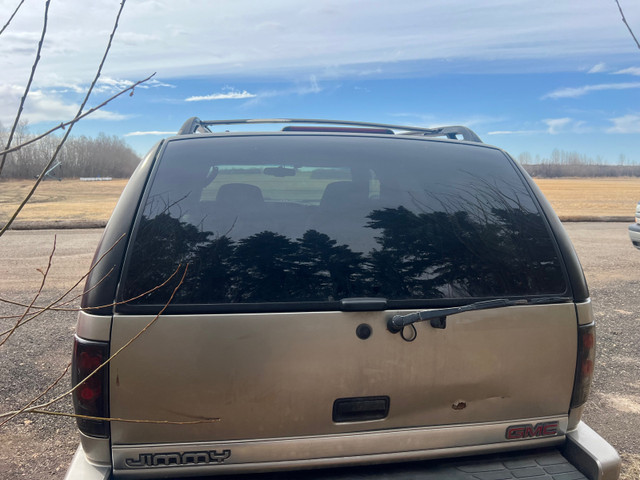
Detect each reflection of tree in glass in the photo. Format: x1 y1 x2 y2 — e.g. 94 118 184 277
294 230 367 301
367 207 443 299
124 181 565 306
365 184 565 298
123 212 210 304
232 232 299 302
191 235 235 303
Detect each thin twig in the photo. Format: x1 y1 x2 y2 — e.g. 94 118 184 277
0 0 25 37
0 235 56 347
0 264 190 420
0 258 181 338
0 363 71 428
0 267 116 319
0 0 50 177
0 73 156 159
0 0 149 238
615 0 640 50
24 410 219 425
45 265 115 310
0 234 126 339
0 361 217 427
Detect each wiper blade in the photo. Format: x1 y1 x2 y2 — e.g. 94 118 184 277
387 296 571 333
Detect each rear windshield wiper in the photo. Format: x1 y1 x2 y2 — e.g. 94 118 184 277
387 296 571 333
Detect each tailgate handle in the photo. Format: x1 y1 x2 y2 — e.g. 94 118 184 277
332 396 390 422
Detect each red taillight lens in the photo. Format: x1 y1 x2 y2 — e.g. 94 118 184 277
72 336 109 437
571 323 595 408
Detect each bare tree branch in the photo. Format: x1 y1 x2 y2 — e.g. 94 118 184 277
0 0 154 237
615 0 640 50
0 234 126 339
0 363 71 428
0 235 56 347
0 0 50 177
0 259 180 338
0 265 190 423
0 266 118 318
19 410 219 425
0 73 156 159
0 0 25 37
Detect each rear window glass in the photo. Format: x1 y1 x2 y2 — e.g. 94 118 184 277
119 134 567 311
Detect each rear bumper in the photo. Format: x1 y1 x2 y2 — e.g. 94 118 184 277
563 422 621 480
66 422 619 480
64 444 111 480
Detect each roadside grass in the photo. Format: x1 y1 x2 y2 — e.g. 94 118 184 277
0 176 638 224
0 178 128 225
534 177 639 219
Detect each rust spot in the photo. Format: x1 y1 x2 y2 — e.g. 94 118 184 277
452 400 467 410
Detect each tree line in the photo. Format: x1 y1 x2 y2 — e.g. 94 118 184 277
0 123 140 179
517 149 640 178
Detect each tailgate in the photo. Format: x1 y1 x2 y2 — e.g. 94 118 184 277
108 303 577 475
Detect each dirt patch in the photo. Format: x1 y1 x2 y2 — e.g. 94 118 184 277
607 395 640 415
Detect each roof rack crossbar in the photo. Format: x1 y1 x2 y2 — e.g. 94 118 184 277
177 118 482 142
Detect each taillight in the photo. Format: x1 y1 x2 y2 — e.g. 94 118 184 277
72 336 109 437
570 322 595 408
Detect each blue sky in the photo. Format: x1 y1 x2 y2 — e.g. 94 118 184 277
0 0 639 163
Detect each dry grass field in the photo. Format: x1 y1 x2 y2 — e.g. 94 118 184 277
0 178 128 226
535 177 640 220
0 177 638 226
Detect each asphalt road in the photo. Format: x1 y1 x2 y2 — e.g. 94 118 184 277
0 224 638 479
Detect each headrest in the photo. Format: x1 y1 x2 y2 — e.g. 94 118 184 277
216 183 264 206
320 181 367 210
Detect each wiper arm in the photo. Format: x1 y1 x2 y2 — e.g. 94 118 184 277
387 296 571 333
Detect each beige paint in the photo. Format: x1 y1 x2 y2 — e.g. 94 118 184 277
108 303 577 450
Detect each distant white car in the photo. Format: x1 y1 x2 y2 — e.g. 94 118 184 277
629 202 640 249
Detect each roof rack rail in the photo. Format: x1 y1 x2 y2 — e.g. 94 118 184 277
177 117 482 143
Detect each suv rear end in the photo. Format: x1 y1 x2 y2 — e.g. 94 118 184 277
67 119 620 479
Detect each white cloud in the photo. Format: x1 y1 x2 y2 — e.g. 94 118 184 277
2 0 639 87
588 63 607 73
543 82 640 99
87 109 131 121
147 79 176 89
185 90 257 102
0 84 127 125
613 67 640 76
96 77 135 93
308 75 320 94
96 77 176 93
544 118 572 134
125 131 175 137
607 114 640 133
238 78 325 106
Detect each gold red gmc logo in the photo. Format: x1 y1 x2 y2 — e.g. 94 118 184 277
505 421 559 440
